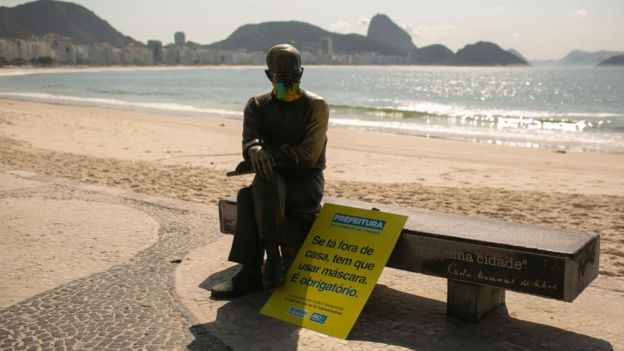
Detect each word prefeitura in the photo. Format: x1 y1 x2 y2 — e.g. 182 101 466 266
331 213 386 233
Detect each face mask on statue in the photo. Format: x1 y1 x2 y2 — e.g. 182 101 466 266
272 82 303 102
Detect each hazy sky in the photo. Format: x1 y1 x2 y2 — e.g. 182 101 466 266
2 0 623 60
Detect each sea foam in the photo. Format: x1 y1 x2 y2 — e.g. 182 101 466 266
0 92 242 117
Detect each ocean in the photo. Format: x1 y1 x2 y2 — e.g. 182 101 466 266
1 66 623 154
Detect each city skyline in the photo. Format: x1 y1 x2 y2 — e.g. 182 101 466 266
1 0 623 60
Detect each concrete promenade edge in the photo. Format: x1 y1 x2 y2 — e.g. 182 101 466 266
0 168 228 350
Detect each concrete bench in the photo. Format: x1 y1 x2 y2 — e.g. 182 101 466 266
218 196 600 322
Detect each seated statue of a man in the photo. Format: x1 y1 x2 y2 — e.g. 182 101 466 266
211 43 329 299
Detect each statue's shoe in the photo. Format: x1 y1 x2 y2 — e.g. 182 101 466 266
263 258 285 289
210 269 263 299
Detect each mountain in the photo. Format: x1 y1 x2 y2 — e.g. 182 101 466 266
507 48 527 61
454 42 528 66
211 18 526 66
410 44 454 65
0 0 139 47
208 21 403 56
598 55 624 66
366 14 416 55
559 50 623 66
1 3 531 66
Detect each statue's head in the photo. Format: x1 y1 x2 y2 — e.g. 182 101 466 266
265 43 304 88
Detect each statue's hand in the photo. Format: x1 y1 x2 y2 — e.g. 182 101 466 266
249 145 276 179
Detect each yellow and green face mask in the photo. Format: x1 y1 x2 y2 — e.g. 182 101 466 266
272 82 303 102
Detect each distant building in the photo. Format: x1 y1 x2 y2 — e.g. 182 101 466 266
0 39 19 60
42 34 75 63
174 32 185 47
91 43 117 65
162 46 179 65
178 45 191 64
320 37 333 58
74 44 90 63
16 40 31 60
122 45 153 65
147 40 163 64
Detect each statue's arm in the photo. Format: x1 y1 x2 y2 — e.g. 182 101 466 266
241 97 263 160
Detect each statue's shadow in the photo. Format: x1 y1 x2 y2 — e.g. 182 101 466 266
187 265 301 351
188 267 612 351
350 285 613 350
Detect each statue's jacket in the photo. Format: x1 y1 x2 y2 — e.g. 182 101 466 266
242 91 329 177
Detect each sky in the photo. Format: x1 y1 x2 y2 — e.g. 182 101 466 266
2 0 623 60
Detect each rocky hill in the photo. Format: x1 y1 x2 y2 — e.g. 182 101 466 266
211 17 528 66
598 55 624 66
0 0 138 47
507 48 527 61
366 14 416 55
559 50 623 66
1 3 532 66
454 42 527 66
208 20 403 56
410 44 454 65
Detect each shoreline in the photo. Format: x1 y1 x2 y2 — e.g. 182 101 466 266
1 97 623 194
0 64 269 76
2 65 622 155
2 92 622 156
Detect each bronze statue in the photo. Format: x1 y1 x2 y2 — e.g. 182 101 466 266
211 43 329 299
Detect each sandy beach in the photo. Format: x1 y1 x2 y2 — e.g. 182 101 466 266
1 98 623 272
1 97 623 348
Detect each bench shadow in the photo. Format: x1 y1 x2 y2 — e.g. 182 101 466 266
187 268 612 351
351 285 613 351
187 265 301 351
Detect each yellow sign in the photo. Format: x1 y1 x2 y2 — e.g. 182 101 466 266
260 203 407 339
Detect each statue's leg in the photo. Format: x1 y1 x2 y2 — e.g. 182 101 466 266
212 187 264 299
251 174 287 288
227 186 263 266
251 174 286 244
280 171 324 269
